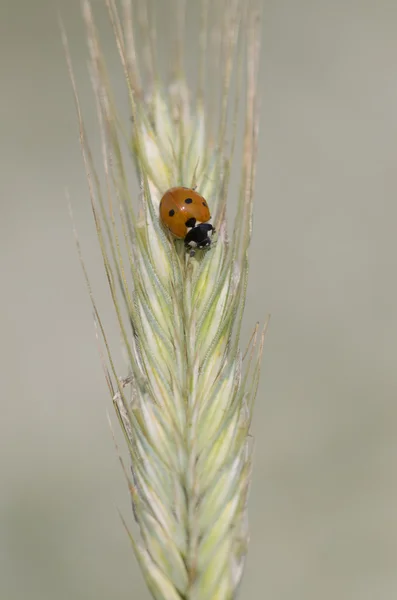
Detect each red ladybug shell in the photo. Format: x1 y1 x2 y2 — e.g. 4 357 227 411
159 187 211 239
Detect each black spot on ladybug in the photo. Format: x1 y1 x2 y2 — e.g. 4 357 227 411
169 209 175 217
185 198 193 204
185 217 196 228
202 201 207 206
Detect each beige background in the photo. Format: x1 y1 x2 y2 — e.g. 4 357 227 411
1 1 397 599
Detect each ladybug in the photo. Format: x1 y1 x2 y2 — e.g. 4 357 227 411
159 186 215 256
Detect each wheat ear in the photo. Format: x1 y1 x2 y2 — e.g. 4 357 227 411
64 0 266 598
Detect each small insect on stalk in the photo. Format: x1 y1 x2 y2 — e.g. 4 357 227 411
64 0 266 599
159 186 216 256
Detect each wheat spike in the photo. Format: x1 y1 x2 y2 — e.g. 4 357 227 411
65 1 265 598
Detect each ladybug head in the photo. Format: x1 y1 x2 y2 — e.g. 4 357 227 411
184 223 215 256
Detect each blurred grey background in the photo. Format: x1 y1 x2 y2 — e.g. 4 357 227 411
1 1 397 599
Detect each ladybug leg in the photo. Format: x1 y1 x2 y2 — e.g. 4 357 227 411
184 237 198 255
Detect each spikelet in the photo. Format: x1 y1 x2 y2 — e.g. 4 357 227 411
64 0 265 598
